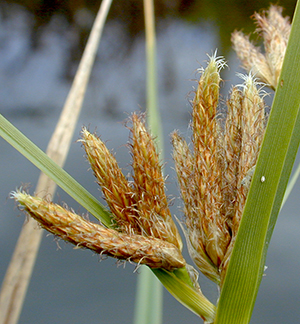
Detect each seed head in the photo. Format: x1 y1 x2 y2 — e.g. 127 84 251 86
11 7 277 289
12 113 186 272
172 56 267 284
80 128 140 234
12 190 185 271
130 113 183 250
232 5 291 89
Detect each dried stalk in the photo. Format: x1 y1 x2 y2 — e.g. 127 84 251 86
0 1 113 323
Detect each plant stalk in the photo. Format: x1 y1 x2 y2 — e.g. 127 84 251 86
0 1 113 323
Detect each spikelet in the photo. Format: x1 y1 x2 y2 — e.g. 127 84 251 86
231 31 272 87
232 5 291 89
254 6 290 87
80 128 140 234
172 131 220 283
231 74 265 234
218 74 266 283
130 113 183 250
222 87 243 225
171 131 194 213
172 54 232 284
12 190 185 271
192 54 230 270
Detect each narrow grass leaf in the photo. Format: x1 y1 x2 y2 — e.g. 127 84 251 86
0 114 112 227
215 1 300 323
133 1 163 324
0 2 113 323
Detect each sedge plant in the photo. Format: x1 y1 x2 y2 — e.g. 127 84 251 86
1 2 300 324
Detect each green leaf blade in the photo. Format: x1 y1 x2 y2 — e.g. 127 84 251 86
0 114 112 227
215 1 300 323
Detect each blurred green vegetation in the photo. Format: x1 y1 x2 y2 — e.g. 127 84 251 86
1 0 296 66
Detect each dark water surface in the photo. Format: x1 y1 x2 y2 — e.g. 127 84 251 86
1 3 300 324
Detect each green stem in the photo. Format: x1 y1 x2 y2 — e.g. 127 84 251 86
143 0 162 144
133 1 163 324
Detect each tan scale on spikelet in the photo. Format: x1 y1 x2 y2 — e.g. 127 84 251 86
232 5 291 89
130 113 183 250
12 191 185 271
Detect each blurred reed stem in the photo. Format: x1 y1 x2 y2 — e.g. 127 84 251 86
133 1 163 324
0 1 113 323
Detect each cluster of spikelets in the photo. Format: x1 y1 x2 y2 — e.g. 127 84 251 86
172 57 266 285
232 5 291 90
13 114 184 272
12 5 290 286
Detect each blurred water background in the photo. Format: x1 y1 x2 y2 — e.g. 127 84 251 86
0 1 299 323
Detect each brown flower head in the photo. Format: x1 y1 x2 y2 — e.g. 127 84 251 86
12 114 185 272
232 5 291 89
172 54 267 284
12 191 185 271
12 6 277 285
